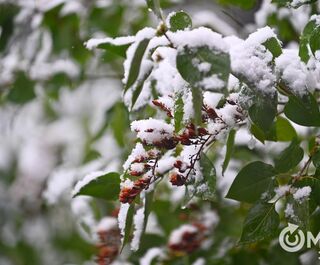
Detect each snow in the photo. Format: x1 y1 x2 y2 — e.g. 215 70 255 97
275 49 309 95
256 0 311 33
96 217 118 232
198 75 225 91
311 15 320 25
203 92 223 109
150 46 186 96
275 185 291 198
121 179 134 189
72 170 107 196
156 156 176 174
202 211 219 228
230 27 277 93
192 258 206 265
140 247 163 265
130 163 145 173
183 88 194 121
284 203 295 219
293 186 311 203
85 36 136 50
131 207 145 251
44 168 76 204
291 0 309 7
169 224 198 244
307 54 320 91
123 143 147 170
192 10 237 36
246 26 278 46
118 203 130 241
197 62 211 73
169 27 229 53
131 118 174 144
123 27 156 86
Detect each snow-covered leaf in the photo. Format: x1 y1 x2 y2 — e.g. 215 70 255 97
168 11 192 32
299 19 318 62
174 94 184 132
125 38 151 91
176 46 230 93
248 91 278 133
121 203 135 252
285 195 309 232
262 37 282 58
195 154 216 201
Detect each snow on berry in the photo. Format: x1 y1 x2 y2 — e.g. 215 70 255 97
131 118 175 145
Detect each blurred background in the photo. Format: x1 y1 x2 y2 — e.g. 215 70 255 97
0 0 319 264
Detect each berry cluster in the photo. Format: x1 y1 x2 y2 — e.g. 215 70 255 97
95 218 121 265
119 95 244 204
168 223 207 254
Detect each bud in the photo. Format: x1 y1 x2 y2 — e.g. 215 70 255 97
170 172 186 186
152 99 173 117
198 127 208 136
173 160 189 173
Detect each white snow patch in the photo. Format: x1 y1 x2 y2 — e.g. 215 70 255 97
131 207 145 251
293 186 311 203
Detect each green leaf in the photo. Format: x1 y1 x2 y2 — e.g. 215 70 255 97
131 66 153 109
274 140 304 173
250 123 266 143
143 191 154 233
263 37 282 58
191 86 203 126
299 19 318 63
196 154 216 201
284 92 320 127
73 172 121 201
222 129 236 175
217 0 257 9
174 94 184 132
226 161 277 203
125 38 151 91
310 26 320 56
121 203 135 252
109 103 130 147
275 116 297 141
312 149 320 170
168 11 192 32
249 92 278 133
96 42 131 58
176 46 230 93
7 72 36 104
146 0 163 20
240 202 279 244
